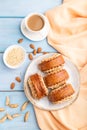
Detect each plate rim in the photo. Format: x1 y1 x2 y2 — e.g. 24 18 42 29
24 53 80 111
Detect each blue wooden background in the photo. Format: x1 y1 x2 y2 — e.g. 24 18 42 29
0 0 62 130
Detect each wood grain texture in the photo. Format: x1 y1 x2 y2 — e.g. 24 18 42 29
0 0 62 129
0 0 62 17
0 53 43 91
0 18 56 52
0 92 40 130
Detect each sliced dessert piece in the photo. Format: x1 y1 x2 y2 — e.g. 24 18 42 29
44 69 69 88
48 84 75 103
39 54 65 73
27 73 48 99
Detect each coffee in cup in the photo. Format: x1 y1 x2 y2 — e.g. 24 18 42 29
24 13 50 41
27 15 44 31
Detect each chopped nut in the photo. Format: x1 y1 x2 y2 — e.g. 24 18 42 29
12 113 21 118
18 38 23 43
10 82 15 89
29 44 35 49
6 113 13 120
24 111 29 122
37 47 42 53
6 96 10 106
0 108 5 112
9 104 19 108
33 49 37 55
15 77 21 82
28 53 33 60
0 115 7 123
21 101 29 111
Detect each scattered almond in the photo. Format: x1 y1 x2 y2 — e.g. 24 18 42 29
37 47 42 53
12 113 21 118
6 96 10 106
10 82 15 89
0 108 5 112
18 38 23 43
15 77 21 82
6 113 13 120
29 44 35 49
9 104 19 108
33 49 37 55
0 115 7 123
24 111 29 122
21 101 29 111
28 53 33 60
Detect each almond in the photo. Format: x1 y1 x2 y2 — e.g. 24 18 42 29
33 49 37 55
10 82 15 89
29 44 35 49
37 47 42 53
15 77 21 82
18 38 23 43
43 52 48 55
28 53 33 60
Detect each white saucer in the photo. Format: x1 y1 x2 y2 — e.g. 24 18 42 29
21 18 50 41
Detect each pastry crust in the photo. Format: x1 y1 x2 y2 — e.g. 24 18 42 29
44 69 69 87
27 73 48 99
48 84 75 103
39 54 65 73
48 80 66 89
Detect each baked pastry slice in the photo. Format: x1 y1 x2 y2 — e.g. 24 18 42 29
39 54 65 73
44 69 69 89
27 73 48 99
48 84 75 103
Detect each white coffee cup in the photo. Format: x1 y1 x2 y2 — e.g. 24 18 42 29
24 13 50 41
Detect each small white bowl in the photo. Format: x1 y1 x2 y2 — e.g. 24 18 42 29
3 45 26 69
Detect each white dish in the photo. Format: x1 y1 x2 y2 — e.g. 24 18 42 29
21 17 50 41
24 53 80 110
3 45 26 69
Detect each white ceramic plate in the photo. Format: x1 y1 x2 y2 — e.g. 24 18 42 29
21 17 49 41
24 53 80 110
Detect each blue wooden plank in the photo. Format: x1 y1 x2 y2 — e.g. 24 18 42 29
0 53 46 91
0 18 56 52
0 0 62 17
0 92 40 130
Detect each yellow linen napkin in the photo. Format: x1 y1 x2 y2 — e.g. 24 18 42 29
34 0 87 130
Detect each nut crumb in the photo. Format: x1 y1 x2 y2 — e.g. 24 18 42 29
37 47 42 53
28 53 33 60
29 44 35 49
10 82 15 89
18 38 23 43
33 49 37 55
15 77 21 82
